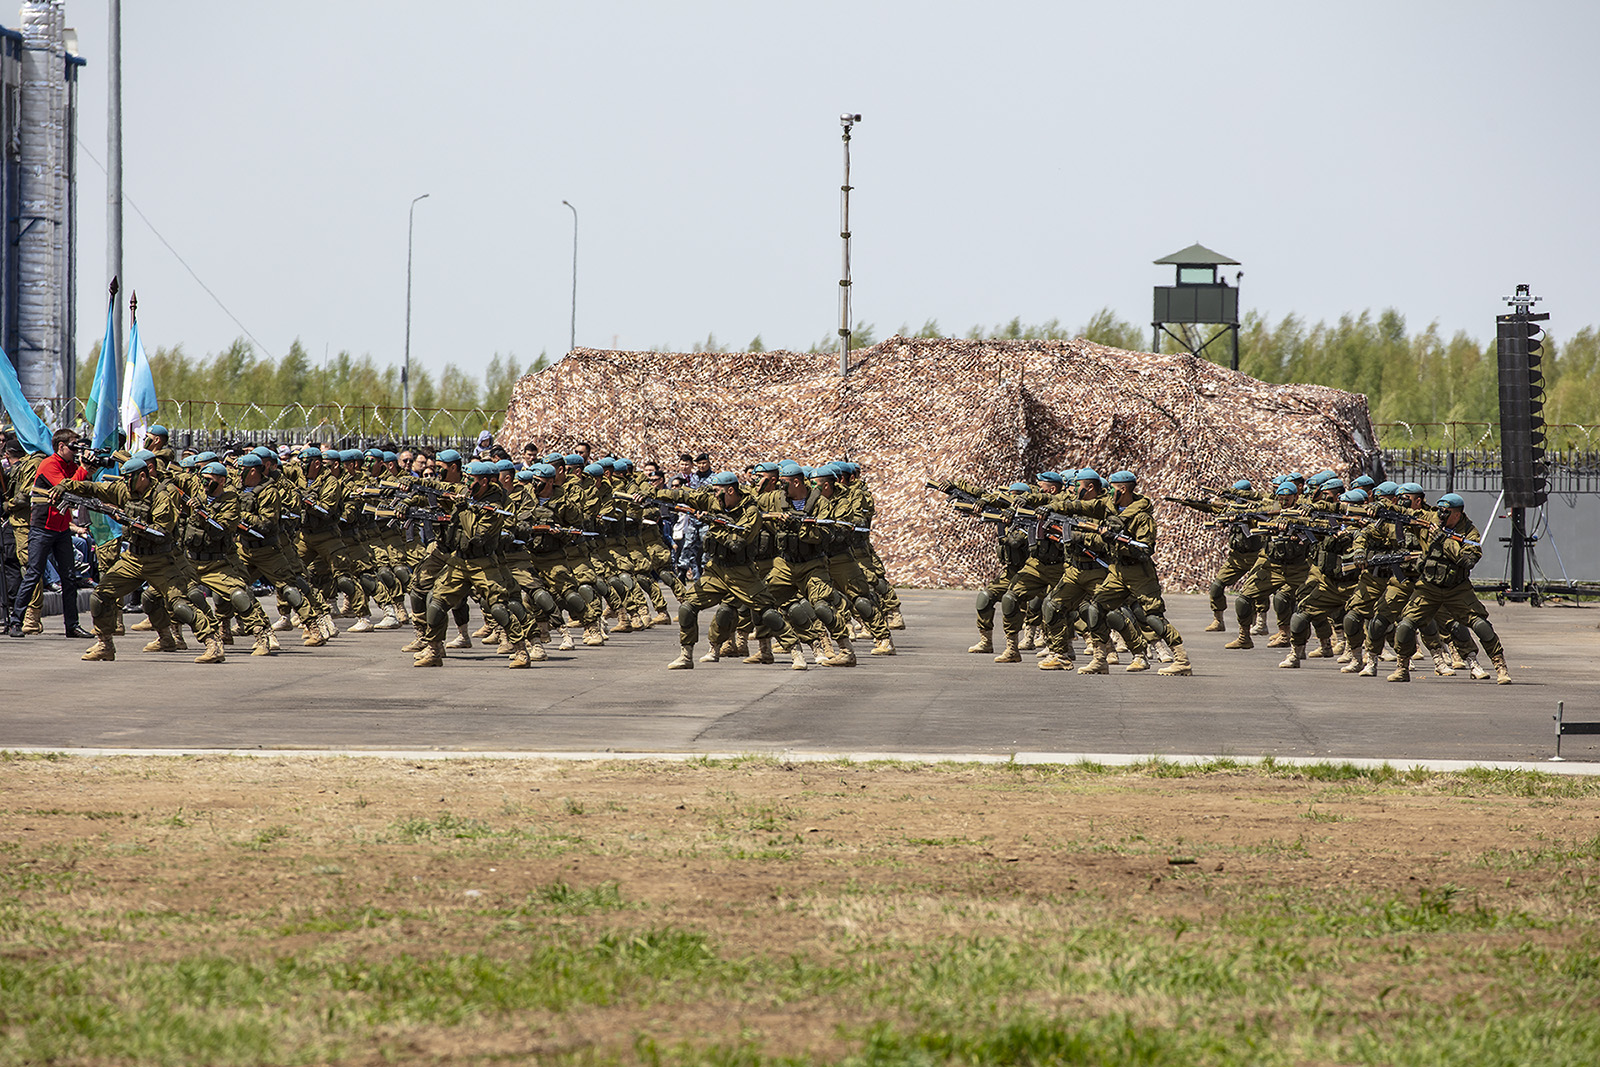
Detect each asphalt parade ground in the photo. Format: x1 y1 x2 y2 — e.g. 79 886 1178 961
3 589 1597 765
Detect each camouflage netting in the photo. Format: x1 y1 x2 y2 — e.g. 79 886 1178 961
500 337 1380 592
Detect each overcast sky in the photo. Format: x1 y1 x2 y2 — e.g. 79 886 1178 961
61 0 1600 384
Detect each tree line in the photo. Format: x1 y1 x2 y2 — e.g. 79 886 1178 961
74 308 1600 446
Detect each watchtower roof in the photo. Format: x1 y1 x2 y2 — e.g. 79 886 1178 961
1153 242 1240 267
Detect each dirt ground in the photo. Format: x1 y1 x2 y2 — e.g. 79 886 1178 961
4 755 1599 1063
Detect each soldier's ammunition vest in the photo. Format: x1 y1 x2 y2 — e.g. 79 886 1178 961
183 502 234 557
124 488 172 556
1420 543 1469 588
238 486 279 548
1228 524 1264 554
1266 535 1311 564
1030 537 1065 566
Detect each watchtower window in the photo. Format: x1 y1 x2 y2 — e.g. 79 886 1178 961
1178 266 1216 286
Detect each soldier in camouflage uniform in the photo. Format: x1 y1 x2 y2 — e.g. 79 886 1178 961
413 461 524 667
1388 494 1511 684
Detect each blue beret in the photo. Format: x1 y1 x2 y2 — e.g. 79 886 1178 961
467 461 495 477
1275 483 1297 497
564 454 584 466
1232 479 1253 491
1435 493 1465 509
615 458 633 473
195 452 218 464
1076 467 1101 484
320 449 339 461
531 463 557 478
1323 478 1345 491
338 449 360 463
598 457 617 469
383 451 397 463
436 449 462 464
814 464 839 479
1008 481 1030 492
1353 474 1376 489
177 455 198 468
238 454 264 468
778 461 804 477
1308 471 1332 486
1340 488 1368 503
840 462 860 476
1108 470 1136 484
490 459 512 472
753 461 780 474
147 424 169 437
201 462 227 477
1287 471 1305 482
364 448 383 459
707 471 740 487
543 452 565 465
515 468 537 482
582 463 604 477
1058 469 1079 482
1400 482 1424 495
300 446 321 460
1038 471 1064 485
121 456 148 475
1375 481 1400 497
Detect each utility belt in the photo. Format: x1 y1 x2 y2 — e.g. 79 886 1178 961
126 538 174 557
710 541 752 566
782 544 825 565
1266 542 1310 564
301 512 338 535
243 535 280 551
1030 541 1065 566
189 550 228 562
1421 560 1468 589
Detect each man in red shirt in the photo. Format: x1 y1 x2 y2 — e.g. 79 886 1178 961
5 429 90 638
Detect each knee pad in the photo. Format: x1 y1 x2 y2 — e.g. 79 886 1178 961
284 584 306 610
1289 612 1311 639
532 589 558 616
814 600 836 629
874 577 891 598
141 589 162 616
187 585 211 608
506 598 527 623
91 588 118 620
999 591 1019 618
853 596 877 622
760 608 786 636
375 567 396 588
170 600 198 628
1041 597 1056 626
394 564 412 587
712 603 738 631
336 576 357 597
1080 601 1103 633
1234 596 1256 626
425 597 449 629
1393 618 1417 650
1125 600 1149 629
488 602 512 631
659 569 678 588
787 598 818 629
1208 579 1226 607
1144 614 1171 639
358 573 379 597
677 604 697 630
1470 617 1497 647
616 572 636 593
229 588 256 616
1105 608 1130 635
975 590 994 613
564 590 588 616
578 583 598 605
410 589 429 615
1270 591 1293 620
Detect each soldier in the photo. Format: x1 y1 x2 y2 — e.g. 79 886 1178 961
413 461 524 667
4 439 47 634
1036 468 1115 671
1050 469 1192 676
1190 479 1267 633
183 461 275 656
1389 494 1511 684
814 464 895 657
991 473 1068 664
650 470 807 670
966 481 1031 656
1227 480 1310 650
760 459 855 666
235 452 325 648
52 455 225 663
1278 487 1364 667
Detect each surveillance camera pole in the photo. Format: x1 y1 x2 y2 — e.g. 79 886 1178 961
838 113 860 377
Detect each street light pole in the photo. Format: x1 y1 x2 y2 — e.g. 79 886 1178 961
402 193 429 439
838 113 860 377
562 200 577 353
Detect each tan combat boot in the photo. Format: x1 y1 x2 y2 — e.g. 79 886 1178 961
496 630 517 654
668 646 695 669
734 632 750 658
1357 652 1378 677
611 613 634 634
1204 609 1226 633
319 614 338 639
1125 652 1150 673
131 616 155 632
1038 651 1069 670
1157 645 1192 676
558 628 576 651
395 602 410 625
507 641 530 668
1331 630 1347 658
219 617 234 646
790 647 808 671
348 615 376 634
251 633 272 657
1279 644 1303 668
1251 616 1269 636
143 628 178 653
744 638 775 665
401 626 427 653
886 609 906 631
1266 624 1291 648
528 641 548 662
967 629 993 654
1224 626 1254 650
303 624 327 647
821 638 857 667
267 629 282 652
582 623 607 646
1491 653 1512 684
472 620 494 639
1431 649 1456 676
871 636 896 656
447 625 474 649
1465 654 1490 680
1018 626 1036 652
22 605 43 634
271 611 292 632
374 606 401 630
698 643 721 663
171 628 189 651
113 613 125 635
413 640 444 667
1076 643 1110 675
1449 648 1469 670
81 634 116 661
651 611 671 625
1386 660 1411 683
194 637 226 664
1308 634 1334 659
1340 646 1366 674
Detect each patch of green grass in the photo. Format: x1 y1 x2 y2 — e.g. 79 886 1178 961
1477 833 1600 870
531 880 627 914
389 813 499 840
238 825 291 851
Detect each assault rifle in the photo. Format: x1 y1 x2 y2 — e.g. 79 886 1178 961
762 512 870 533
669 502 748 533
191 495 268 541
55 491 167 540
1016 506 1150 554
1339 550 1417 578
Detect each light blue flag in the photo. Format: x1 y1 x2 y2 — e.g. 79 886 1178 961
88 299 121 451
0 347 53 454
120 317 159 449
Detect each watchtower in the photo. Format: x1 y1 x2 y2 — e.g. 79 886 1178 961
1151 243 1241 370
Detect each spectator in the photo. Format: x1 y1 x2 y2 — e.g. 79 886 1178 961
1 436 24 613
690 452 712 488
575 441 592 462
520 442 539 468
5 429 90 638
